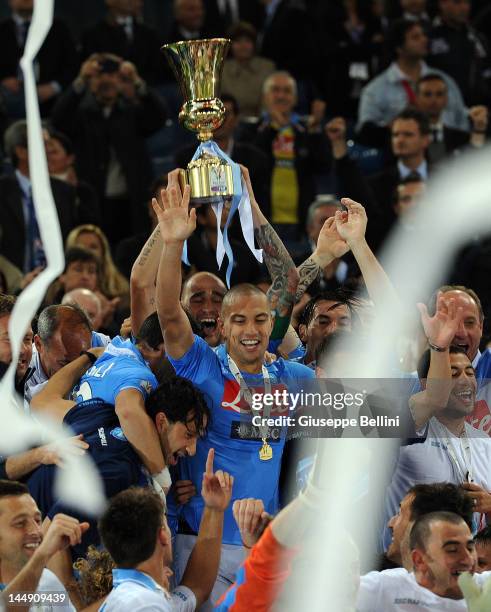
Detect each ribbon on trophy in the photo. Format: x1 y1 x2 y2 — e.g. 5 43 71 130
185 140 263 287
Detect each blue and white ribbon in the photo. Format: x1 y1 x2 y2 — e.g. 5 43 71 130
188 140 262 287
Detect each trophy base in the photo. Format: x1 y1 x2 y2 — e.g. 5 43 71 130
180 154 234 207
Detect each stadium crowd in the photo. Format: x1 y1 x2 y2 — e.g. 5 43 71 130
1 0 491 610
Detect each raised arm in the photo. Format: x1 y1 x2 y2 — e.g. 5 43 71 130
153 174 196 360
130 223 163 336
30 349 102 422
242 167 299 340
335 198 401 311
114 388 167 477
409 294 462 429
180 449 233 607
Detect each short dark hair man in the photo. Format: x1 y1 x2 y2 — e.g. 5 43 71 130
98 449 232 611
385 482 474 569
415 74 488 163
0 480 87 609
358 19 468 140
0 293 33 392
358 511 491 610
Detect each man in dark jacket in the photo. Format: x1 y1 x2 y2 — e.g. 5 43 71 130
0 120 100 273
51 52 167 245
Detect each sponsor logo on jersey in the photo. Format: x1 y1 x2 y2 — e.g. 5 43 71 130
230 420 282 442
221 379 289 415
467 399 491 435
98 427 108 446
110 427 127 442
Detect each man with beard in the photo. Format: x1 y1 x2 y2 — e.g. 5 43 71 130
383 294 491 549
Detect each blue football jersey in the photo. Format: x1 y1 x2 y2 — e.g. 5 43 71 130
75 336 157 405
168 335 315 545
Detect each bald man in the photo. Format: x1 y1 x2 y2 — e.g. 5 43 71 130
62 288 103 331
181 272 227 348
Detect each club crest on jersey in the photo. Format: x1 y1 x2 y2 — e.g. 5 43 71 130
110 427 127 442
221 379 289 414
140 380 153 395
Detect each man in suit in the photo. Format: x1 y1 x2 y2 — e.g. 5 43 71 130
327 108 431 250
81 0 165 86
174 93 271 218
165 0 210 44
0 120 100 273
0 0 79 119
202 0 265 37
415 73 488 164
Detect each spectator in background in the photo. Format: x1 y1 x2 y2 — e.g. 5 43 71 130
0 0 78 119
65 224 129 301
81 0 165 86
45 247 101 307
43 127 102 227
428 0 490 105
115 175 165 280
257 0 313 89
397 0 432 27
357 19 469 147
62 288 104 332
250 71 330 248
202 0 265 36
317 0 385 119
0 120 100 274
51 53 167 245
415 73 488 164
166 0 209 43
0 293 33 394
392 174 426 224
327 109 431 248
221 22 275 118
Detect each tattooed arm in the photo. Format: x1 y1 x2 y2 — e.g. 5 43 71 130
242 168 299 339
130 223 163 336
295 217 350 302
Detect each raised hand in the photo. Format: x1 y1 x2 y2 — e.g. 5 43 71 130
38 514 90 559
417 292 463 350
315 217 350 263
151 173 196 244
232 498 273 549
334 198 367 246
201 448 233 512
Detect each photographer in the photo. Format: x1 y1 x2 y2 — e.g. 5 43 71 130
51 53 167 246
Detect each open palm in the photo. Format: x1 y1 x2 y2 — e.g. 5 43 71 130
417 293 463 349
316 217 350 259
151 175 196 243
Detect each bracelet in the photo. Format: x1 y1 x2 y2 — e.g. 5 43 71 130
472 129 487 134
80 350 97 364
427 340 447 352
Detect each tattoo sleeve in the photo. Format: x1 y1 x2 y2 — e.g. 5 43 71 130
295 255 321 302
254 223 299 337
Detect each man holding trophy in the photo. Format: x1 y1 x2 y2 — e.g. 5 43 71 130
157 38 315 607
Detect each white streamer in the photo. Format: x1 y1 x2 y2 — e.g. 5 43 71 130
0 0 104 515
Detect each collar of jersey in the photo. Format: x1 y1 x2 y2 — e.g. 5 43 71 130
112 568 164 592
216 343 274 377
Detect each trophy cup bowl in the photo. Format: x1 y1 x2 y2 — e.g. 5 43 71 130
162 38 234 205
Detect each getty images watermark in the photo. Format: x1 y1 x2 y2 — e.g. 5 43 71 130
241 379 417 439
